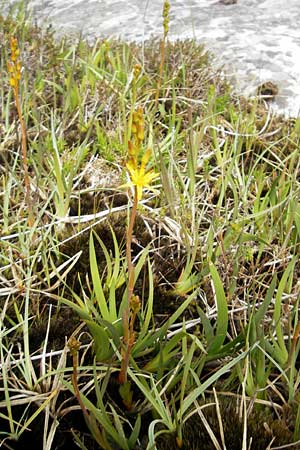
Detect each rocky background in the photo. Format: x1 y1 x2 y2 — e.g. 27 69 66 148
4 0 300 116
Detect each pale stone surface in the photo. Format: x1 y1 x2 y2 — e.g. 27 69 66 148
5 0 300 116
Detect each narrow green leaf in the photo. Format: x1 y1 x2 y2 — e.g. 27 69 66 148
110 405 129 449
179 349 250 417
64 380 126 449
135 258 154 344
86 321 112 361
111 227 122 285
50 113 67 217
128 414 141 448
120 244 150 315
254 274 277 327
127 371 173 428
272 256 297 364
133 290 196 355
93 230 113 284
144 332 185 372
196 305 214 344
89 232 110 320
208 261 228 354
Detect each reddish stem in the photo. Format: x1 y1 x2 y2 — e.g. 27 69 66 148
14 86 34 227
119 187 138 384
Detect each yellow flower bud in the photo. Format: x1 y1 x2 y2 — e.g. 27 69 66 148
131 123 137 134
132 111 139 123
137 125 144 142
133 64 141 79
130 294 141 314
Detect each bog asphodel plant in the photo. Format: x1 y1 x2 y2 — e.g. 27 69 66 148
119 106 159 384
8 37 33 226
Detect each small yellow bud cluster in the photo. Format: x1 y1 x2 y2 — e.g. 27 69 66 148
68 336 81 356
163 1 170 38
133 63 141 80
7 37 21 89
130 294 141 316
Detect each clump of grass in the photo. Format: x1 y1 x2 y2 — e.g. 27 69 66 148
1 2 300 449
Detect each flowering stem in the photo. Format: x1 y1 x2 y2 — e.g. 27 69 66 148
13 87 34 227
126 186 138 302
119 186 138 384
9 37 34 227
154 0 170 109
154 38 166 110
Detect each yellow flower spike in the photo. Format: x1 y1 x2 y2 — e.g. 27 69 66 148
131 106 145 150
8 37 22 91
163 0 171 37
122 107 158 201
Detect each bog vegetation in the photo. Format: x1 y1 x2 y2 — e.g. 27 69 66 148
1 1 300 449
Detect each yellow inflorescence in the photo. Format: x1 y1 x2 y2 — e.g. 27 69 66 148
163 1 170 37
131 106 144 149
125 107 159 200
8 37 21 89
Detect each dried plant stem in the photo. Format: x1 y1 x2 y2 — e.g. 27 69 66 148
9 37 34 227
154 0 170 109
70 343 89 419
126 187 138 303
154 38 166 110
13 87 34 226
69 338 111 449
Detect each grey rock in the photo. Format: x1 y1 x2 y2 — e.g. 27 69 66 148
219 0 238 4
